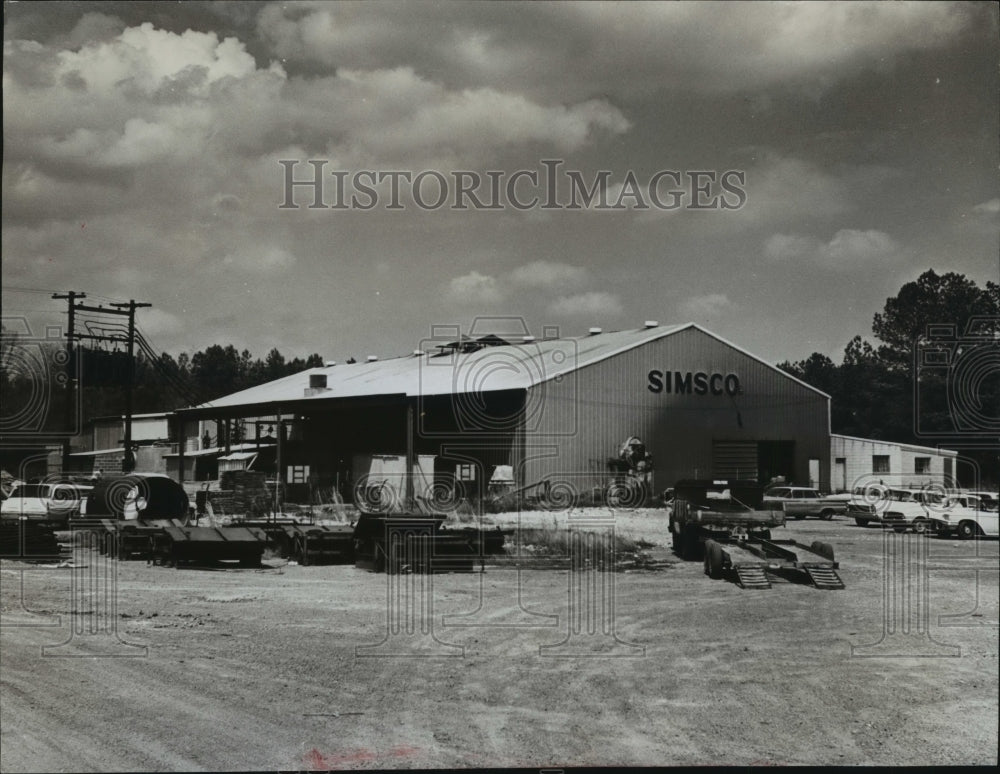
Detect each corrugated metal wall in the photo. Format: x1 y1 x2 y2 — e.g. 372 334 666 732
522 326 831 494
830 435 957 490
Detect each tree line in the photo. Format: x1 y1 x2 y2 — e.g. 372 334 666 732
0 337 325 434
777 270 999 484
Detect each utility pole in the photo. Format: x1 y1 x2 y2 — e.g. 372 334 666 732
52 291 85 473
111 300 151 473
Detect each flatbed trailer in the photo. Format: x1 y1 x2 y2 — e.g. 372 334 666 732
151 525 268 568
352 513 490 573
669 479 844 590
700 534 843 589
243 522 356 565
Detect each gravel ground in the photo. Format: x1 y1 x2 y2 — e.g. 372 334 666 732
1 510 997 771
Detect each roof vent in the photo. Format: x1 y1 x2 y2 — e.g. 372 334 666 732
324 360 337 367
412 350 425 356
522 335 536 342
644 320 658 328
366 355 378 362
305 373 330 397
588 327 603 335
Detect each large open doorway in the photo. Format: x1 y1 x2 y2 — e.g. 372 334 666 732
757 441 795 485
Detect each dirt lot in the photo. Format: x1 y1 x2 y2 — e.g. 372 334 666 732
1 510 997 770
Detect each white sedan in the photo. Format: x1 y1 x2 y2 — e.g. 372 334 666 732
929 501 999 539
0 482 93 522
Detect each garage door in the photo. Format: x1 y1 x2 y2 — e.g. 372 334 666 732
712 441 758 480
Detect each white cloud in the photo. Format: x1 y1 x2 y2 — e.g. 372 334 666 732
325 67 629 161
763 233 821 262
548 291 623 317
735 155 853 226
680 293 731 318
509 261 589 290
221 245 296 274
135 307 184 336
972 198 1000 215
448 271 505 304
57 23 260 96
823 229 898 264
764 228 900 269
257 2 975 100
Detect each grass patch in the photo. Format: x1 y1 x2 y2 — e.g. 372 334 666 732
491 525 670 571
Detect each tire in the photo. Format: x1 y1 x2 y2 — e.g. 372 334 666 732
704 540 724 579
912 518 928 535
854 517 868 527
820 510 835 521
810 541 835 562
956 521 978 540
793 514 806 520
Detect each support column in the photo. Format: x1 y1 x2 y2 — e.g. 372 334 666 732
176 416 185 484
405 402 415 512
274 409 283 517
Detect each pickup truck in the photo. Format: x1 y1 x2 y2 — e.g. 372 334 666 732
761 486 850 520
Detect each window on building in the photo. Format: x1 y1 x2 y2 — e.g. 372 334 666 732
914 457 931 475
872 455 890 474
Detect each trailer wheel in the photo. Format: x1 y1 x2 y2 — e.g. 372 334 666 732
820 509 835 521
810 541 835 562
704 540 724 579
912 518 928 535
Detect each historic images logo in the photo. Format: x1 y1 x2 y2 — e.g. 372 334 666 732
279 159 747 212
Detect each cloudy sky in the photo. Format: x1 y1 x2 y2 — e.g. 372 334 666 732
3 1 998 367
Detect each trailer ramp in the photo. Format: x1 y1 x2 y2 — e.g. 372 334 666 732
735 566 772 589
803 566 845 590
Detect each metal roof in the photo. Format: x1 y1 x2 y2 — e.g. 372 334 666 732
181 323 829 414
161 442 262 459
831 433 958 456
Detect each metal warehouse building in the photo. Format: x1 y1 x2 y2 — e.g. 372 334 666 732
174 323 832 506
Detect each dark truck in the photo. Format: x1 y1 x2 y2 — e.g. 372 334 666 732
669 479 844 589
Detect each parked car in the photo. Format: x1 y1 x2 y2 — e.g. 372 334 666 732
928 497 1000 539
0 482 93 523
846 485 920 527
968 491 999 512
881 489 945 534
762 486 848 520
